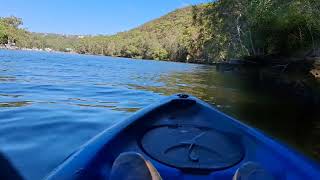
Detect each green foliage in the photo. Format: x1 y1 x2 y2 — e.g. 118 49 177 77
0 16 28 46
0 16 23 28
70 7 198 61
0 23 8 44
25 33 80 51
1 1 319 63
198 0 320 61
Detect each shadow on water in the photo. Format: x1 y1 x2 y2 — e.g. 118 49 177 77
129 65 320 160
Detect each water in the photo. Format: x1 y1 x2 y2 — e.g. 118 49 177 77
0 50 319 179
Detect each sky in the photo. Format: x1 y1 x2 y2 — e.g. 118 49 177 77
0 0 210 35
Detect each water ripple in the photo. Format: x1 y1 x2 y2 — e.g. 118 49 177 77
0 101 32 108
0 50 319 180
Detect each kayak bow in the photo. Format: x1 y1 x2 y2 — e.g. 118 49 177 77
46 94 320 180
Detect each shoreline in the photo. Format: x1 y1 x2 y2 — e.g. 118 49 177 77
0 46 215 66
1 46 319 78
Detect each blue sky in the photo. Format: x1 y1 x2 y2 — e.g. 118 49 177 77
0 0 210 35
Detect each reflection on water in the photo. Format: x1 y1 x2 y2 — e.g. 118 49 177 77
135 66 320 159
0 76 16 82
0 50 319 179
0 94 22 98
0 101 32 107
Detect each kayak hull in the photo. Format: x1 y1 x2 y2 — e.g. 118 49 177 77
45 94 320 180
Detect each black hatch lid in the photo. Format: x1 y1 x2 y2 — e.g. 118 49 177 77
141 125 244 171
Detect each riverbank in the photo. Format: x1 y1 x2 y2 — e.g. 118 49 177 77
0 45 78 54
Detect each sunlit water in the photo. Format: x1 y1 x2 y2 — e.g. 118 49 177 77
0 50 319 179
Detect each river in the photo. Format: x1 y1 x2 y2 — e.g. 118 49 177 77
0 50 319 179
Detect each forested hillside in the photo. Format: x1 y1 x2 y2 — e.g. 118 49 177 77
0 6 201 62
75 6 203 62
27 33 80 52
1 0 320 63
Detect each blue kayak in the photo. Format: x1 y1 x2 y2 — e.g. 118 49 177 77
46 94 320 180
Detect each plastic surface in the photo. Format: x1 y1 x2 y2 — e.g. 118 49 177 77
141 125 244 170
45 94 320 180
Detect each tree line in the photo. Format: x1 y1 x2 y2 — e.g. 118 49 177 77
195 0 320 61
1 0 320 63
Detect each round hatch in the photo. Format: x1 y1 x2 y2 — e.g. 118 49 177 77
141 125 244 171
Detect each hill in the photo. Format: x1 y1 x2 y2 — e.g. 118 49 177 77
74 6 203 62
1 1 320 63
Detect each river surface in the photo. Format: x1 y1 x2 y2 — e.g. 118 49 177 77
0 50 319 179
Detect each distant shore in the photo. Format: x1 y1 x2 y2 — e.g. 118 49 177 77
0 45 78 55
0 45 211 65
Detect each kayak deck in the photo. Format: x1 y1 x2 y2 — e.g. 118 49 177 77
46 94 320 180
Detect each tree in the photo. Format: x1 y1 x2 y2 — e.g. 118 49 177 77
0 16 23 28
198 0 320 61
